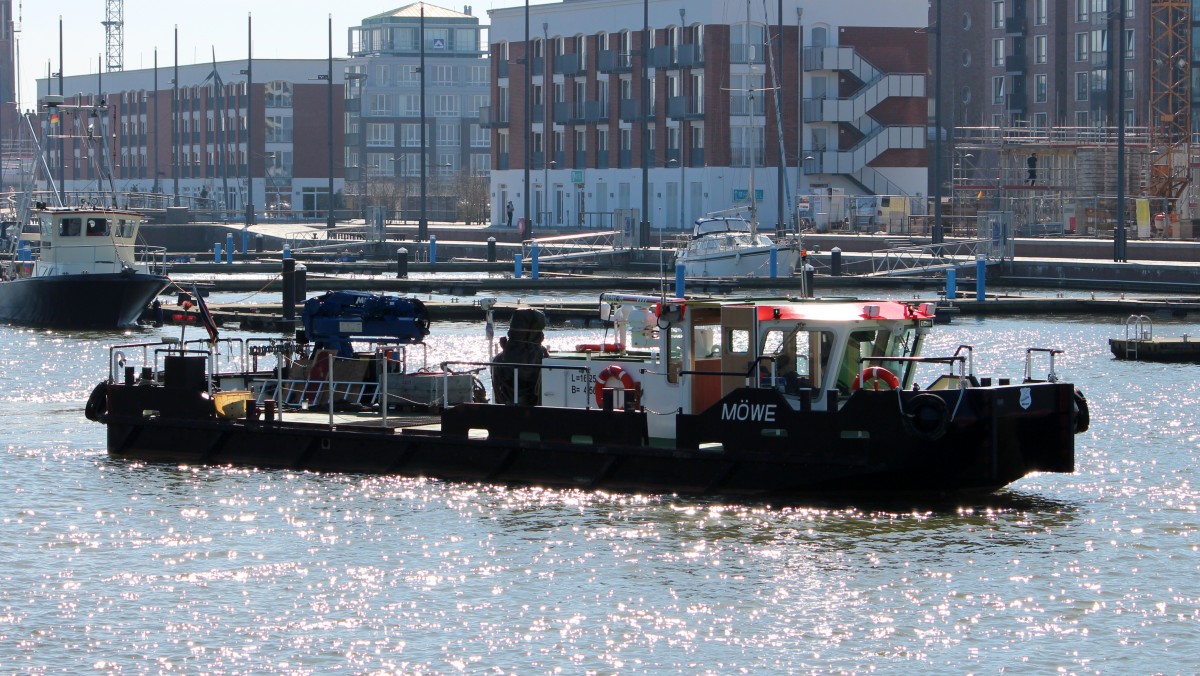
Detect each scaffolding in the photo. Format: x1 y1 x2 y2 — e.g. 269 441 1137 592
1148 0 1191 201
947 125 1200 238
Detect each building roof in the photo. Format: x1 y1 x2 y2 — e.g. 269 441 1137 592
365 2 474 22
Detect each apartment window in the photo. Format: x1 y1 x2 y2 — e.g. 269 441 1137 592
432 65 455 86
993 38 1006 67
366 152 392 177
1075 71 1089 100
398 65 420 83
470 124 489 147
992 1 1005 29
992 76 1006 104
1035 74 1048 102
370 94 392 116
1123 69 1135 99
403 95 420 116
1075 33 1089 61
1035 35 1048 64
438 122 460 144
1075 110 1089 127
1124 29 1134 58
1092 28 1107 57
575 129 586 152
1075 0 1088 22
598 127 609 152
401 123 421 147
456 28 477 52
374 64 393 87
434 94 459 116
730 126 764 168
1035 0 1047 25
264 115 293 143
469 154 490 174
1033 112 1048 127
366 122 395 147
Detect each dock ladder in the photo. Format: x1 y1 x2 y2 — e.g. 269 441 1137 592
1121 314 1153 361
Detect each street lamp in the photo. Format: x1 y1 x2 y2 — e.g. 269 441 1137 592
323 15 335 229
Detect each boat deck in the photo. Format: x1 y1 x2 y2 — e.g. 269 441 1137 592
275 410 488 440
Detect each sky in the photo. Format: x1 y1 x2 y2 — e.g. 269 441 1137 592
14 0 548 111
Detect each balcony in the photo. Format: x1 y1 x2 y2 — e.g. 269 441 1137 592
554 101 570 124
582 100 604 123
574 150 586 166
598 49 633 74
479 105 509 128
652 44 700 69
619 98 642 122
1006 52 1027 73
730 43 765 65
618 149 632 168
554 53 584 77
667 96 703 120
496 153 509 170
1005 15 1026 36
532 103 545 124
497 59 509 79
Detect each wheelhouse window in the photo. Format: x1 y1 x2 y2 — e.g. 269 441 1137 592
86 218 109 236
758 327 836 392
58 218 82 236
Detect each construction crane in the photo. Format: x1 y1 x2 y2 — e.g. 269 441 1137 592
1147 0 1191 203
102 0 123 72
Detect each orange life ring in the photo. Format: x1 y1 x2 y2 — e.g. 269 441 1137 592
594 364 636 407
851 366 900 392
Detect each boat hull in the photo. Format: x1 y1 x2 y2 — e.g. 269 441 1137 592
679 246 800 278
0 272 169 330
98 381 1079 498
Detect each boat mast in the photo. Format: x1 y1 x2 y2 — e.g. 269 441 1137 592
745 0 758 238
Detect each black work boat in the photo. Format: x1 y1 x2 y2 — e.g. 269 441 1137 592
87 293 1089 498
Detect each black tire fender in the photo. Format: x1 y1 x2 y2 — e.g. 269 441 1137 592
903 393 950 442
1072 387 1090 434
84 381 108 422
